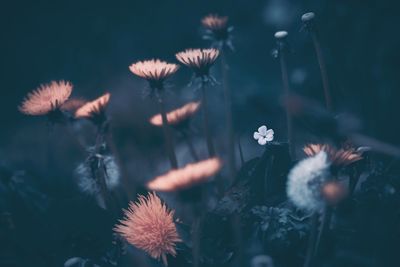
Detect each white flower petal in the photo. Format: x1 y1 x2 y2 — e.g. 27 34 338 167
258 125 267 136
253 132 262 140
258 137 267 145
265 129 274 141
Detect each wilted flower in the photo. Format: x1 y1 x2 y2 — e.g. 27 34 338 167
19 80 73 121
303 143 363 166
114 192 181 266
201 14 234 50
75 155 120 196
175 48 219 79
321 181 348 205
287 152 331 211
75 93 111 126
149 101 201 128
129 59 179 90
253 125 274 145
147 158 223 192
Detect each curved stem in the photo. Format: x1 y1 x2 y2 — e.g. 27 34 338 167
220 51 236 182
311 31 333 112
278 49 296 159
314 206 332 258
157 94 178 169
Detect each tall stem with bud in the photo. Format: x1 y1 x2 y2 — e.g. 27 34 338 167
302 12 333 111
275 31 296 159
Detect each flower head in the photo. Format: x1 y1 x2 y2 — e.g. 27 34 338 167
175 48 219 78
147 158 223 192
303 143 363 167
201 14 233 50
129 59 179 89
114 192 181 265
253 125 274 145
287 151 331 211
75 93 110 125
19 80 73 116
150 101 201 128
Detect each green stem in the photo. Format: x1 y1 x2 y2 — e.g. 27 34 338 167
220 51 236 182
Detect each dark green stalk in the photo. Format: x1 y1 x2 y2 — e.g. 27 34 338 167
200 80 216 157
156 93 178 169
276 33 296 159
220 50 236 182
181 130 199 161
304 212 319 267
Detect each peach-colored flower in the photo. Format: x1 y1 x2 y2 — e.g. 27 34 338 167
19 80 73 116
303 143 362 166
129 59 179 84
114 192 181 266
321 181 348 205
150 101 201 127
201 14 228 31
75 93 110 122
175 48 219 77
147 158 223 192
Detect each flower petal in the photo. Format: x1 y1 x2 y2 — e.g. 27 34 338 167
265 129 274 141
253 132 262 140
258 125 267 136
258 137 267 145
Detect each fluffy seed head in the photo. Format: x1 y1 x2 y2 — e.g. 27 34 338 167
129 59 179 87
147 158 223 192
303 143 363 167
287 152 331 211
75 93 110 125
19 80 73 116
114 193 181 264
201 14 228 31
150 101 201 127
175 48 219 77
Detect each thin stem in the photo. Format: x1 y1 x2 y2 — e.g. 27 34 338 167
304 212 319 267
200 81 216 157
237 135 245 166
310 31 333 111
192 187 206 267
181 130 199 161
157 94 178 169
314 206 332 258
278 49 296 159
220 51 236 182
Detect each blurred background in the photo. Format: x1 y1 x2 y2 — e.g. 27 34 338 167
1 0 399 266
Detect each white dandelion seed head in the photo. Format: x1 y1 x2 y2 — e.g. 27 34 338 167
287 151 331 211
75 155 120 195
253 125 274 145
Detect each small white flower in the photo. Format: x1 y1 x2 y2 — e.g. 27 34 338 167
253 125 274 145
